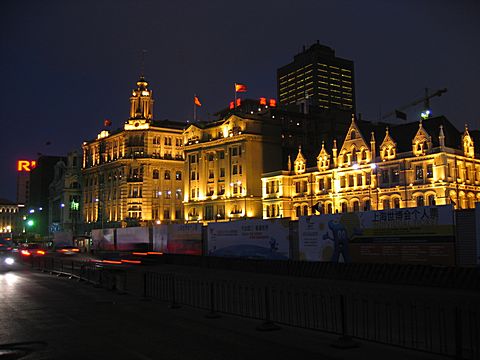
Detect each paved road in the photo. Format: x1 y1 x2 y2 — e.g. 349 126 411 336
0 266 452 360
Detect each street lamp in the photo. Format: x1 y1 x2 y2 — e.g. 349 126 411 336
95 198 104 230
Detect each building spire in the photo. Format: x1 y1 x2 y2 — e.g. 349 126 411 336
140 49 147 78
439 125 445 149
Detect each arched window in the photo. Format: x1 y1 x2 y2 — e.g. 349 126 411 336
303 205 308 216
393 198 400 208
341 202 348 213
416 195 425 207
164 170 171 180
175 171 182 180
296 206 301 218
351 130 356 139
428 194 436 206
352 201 359 212
351 150 357 163
383 199 390 210
153 169 159 179
327 203 333 214
364 199 371 211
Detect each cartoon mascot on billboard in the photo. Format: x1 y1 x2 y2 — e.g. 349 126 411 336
322 213 362 263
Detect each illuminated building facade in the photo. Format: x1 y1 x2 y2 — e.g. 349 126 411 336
48 150 82 234
215 98 353 176
28 155 66 236
82 76 186 227
0 199 19 235
262 116 480 219
278 41 355 111
183 113 282 222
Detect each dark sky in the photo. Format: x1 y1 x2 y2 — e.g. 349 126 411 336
1 0 479 201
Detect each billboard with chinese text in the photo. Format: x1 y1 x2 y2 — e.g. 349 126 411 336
299 205 455 265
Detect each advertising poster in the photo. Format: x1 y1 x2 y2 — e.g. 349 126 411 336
207 219 290 259
116 227 149 251
299 205 455 265
91 228 115 250
167 224 202 255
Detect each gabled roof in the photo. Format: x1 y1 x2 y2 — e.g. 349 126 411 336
388 116 461 152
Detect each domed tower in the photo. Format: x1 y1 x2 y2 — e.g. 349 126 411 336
125 76 154 130
129 76 154 120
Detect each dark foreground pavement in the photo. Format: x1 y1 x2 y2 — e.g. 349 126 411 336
0 267 452 360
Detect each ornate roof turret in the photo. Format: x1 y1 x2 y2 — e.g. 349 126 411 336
462 124 475 158
125 75 155 130
339 116 369 167
294 146 306 174
317 141 330 171
380 126 397 161
412 120 432 156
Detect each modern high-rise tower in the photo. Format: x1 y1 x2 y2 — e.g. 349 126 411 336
277 41 355 112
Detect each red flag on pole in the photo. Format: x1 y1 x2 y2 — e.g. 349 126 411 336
235 83 247 93
194 96 202 107
104 119 112 127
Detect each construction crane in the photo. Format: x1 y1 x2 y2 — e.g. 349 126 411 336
381 88 447 121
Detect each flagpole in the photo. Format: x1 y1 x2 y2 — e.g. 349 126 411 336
193 94 196 122
234 83 237 109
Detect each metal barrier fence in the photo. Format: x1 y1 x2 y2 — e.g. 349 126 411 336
153 254 480 291
144 271 479 360
27 256 479 359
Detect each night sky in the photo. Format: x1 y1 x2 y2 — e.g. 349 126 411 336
1 0 479 201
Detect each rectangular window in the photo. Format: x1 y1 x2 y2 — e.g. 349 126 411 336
340 176 345 188
208 169 214 179
319 178 325 191
163 209 170 219
357 174 362 186
191 188 195 198
392 167 400 183
191 171 196 180
218 184 225 195
232 164 238 175
416 165 424 180
348 175 354 187
426 164 433 179
302 181 307 193
205 205 214 220
219 151 225 159
220 168 225 178
295 182 301 193
381 169 389 184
